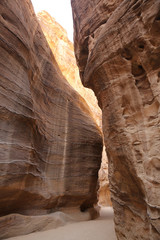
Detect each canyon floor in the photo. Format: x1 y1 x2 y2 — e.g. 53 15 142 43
6 207 116 240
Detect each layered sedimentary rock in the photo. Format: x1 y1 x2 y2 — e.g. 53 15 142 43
37 11 102 128
0 0 102 228
37 11 111 208
72 0 160 239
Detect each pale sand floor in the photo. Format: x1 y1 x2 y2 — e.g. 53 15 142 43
7 207 116 240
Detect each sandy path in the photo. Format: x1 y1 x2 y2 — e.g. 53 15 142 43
7 207 116 240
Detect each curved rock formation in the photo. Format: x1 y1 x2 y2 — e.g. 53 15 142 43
36 11 112 208
71 0 160 239
37 11 102 128
0 0 102 223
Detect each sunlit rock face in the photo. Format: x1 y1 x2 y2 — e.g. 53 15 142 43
37 11 102 128
37 11 75 87
71 0 160 239
0 0 103 221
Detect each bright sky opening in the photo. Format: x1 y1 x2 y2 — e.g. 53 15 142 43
31 0 73 42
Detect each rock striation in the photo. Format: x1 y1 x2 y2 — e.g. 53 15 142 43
36 11 111 207
71 0 160 239
37 11 102 128
0 0 102 230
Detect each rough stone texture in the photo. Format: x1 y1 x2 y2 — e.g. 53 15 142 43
72 0 160 239
37 11 102 128
0 0 103 223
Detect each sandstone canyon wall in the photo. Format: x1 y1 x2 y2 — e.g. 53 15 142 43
0 0 103 235
37 11 112 207
36 11 102 128
36 11 111 206
71 0 160 239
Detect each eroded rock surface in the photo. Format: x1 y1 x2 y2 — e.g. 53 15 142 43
37 11 102 128
72 0 160 239
36 11 112 209
0 0 102 228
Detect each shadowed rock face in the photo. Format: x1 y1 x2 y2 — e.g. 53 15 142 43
0 0 103 218
37 11 102 128
36 11 111 207
71 0 160 239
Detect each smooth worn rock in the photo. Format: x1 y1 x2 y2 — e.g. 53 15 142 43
72 0 160 239
0 207 97 239
37 11 111 209
37 11 102 128
0 0 103 230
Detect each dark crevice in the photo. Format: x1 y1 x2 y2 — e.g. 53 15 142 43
1 13 8 20
100 19 107 25
151 223 160 235
80 205 86 212
157 72 160 82
121 48 132 60
137 40 145 50
79 37 89 81
132 64 145 77
135 76 150 90
131 62 154 105
91 33 94 39
138 44 144 50
132 1 141 11
155 10 160 21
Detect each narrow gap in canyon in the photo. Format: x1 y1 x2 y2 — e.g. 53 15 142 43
35 9 112 209
0 0 119 240
1 1 160 239
30 2 112 213
0 1 115 239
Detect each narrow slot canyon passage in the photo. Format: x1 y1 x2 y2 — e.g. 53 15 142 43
33 0 115 221
1 0 159 240
0 0 116 240
31 0 114 216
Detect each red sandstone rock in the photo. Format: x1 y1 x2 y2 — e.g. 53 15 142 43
0 0 102 228
72 0 160 239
